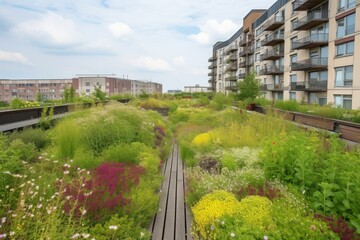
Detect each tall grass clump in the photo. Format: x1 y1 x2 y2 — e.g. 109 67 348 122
54 118 82 159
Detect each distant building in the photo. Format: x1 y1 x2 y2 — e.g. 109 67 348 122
184 84 209 93
0 75 162 102
167 90 182 94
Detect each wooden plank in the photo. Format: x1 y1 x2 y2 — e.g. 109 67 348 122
176 144 185 239
185 205 193 240
339 124 360 143
171 144 178 172
152 146 173 239
294 114 335 131
163 172 177 239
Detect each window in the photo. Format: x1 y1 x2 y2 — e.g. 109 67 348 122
337 14 355 38
86 89 90 92
334 95 352 109
290 92 296 100
336 41 354 56
319 97 327 106
335 66 353 86
290 74 297 83
290 54 297 64
291 36 298 50
256 65 260 75
338 0 356 12
256 39 261 49
85 82 90 86
255 53 260 62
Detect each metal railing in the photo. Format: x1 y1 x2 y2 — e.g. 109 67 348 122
263 16 284 30
290 81 327 91
261 32 284 46
292 11 328 30
260 49 284 60
291 57 328 71
259 65 284 75
292 33 328 49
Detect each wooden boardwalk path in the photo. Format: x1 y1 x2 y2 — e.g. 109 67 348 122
149 141 193 240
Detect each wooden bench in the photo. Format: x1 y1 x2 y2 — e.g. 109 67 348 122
149 142 193 240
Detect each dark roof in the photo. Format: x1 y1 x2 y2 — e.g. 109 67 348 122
243 9 267 20
253 0 290 29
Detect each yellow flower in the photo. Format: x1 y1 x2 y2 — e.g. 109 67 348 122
192 132 211 146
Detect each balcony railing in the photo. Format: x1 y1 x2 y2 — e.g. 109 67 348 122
292 11 328 31
208 72 214 76
259 65 284 75
290 81 327 91
208 63 217 69
226 45 238 54
267 83 284 91
261 32 284 46
238 73 246 79
225 85 238 91
229 53 237 61
239 46 254 57
225 75 238 81
208 79 213 83
226 63 237 72
263 16 285 31
292 33 328 50
260 49 284 61
208 56 217 62
239 61 247 68
260 84 268 91
293 0 325 11
291 57 328 71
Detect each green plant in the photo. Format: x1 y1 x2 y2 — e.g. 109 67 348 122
93 83 106 101
236 72 260 101
10 98 25 109
53 118 82 159
39 106 54 130
9 127 48 150
101 142 150 164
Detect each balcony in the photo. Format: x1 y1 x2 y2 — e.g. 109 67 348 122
208 63 218 69
239 46 254 57
239 38 247 47
290 81 327 91
259 65 284 75
239 34 254 47
208 79 213 83
293 0 325 11
239 61 247 68
238 73 246 79
292 11 328 31
225 85 238 91
291 57 328 71
260 49 284 61
260 84 268 91
292 33 328 50
226 45 238 54
267 83 284 91
208 72 214 76
261 32 284 46
263 16 285 31
208 56 217 62
208 86 216 91
225 75 238 81
225 63 237 72
229 53 237 61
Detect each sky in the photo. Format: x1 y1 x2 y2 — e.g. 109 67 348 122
0 0 274 91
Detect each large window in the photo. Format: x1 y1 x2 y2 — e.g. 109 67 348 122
338 0 356 12
290 54 297 64
335 66 353 87
336 41 354 56
290 74 297 83
337 14 355 38
290 92 296 100
334 95 352 109
291 36 298 50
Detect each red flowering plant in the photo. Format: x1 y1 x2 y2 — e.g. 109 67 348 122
62 162 145 222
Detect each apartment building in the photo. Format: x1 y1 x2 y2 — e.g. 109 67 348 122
209 0 360 109
184 84 210 93
0 75 162 102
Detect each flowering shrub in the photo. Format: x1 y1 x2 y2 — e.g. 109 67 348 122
237 182 282 200
192 132 211 147
314 214 359 240
154 125 166 147
192 190 238 238
63 162 145 222
236 195 273 229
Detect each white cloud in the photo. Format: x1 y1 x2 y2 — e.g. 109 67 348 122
191 68 208 76
173 56 186 66
190 19 239 45
132 56 173 72
13 12 80 46
108 22 133 38
0 50 28 63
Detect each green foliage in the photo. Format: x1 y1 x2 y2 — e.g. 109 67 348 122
274 100 299 111
10 98 25 108
93 83 106 101
9 127 48 150
90 214 150 240
0 101 9 107
109 94 134 101
209 93 233 110
73 146 101 169
139 98 170 109
101 142 151 164
237 72 260 101
139 90 150 99
53 118 82 159
63 85 76 103
39 107 54 130
9 139 38 163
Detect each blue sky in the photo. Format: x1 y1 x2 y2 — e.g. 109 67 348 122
0 0 273 91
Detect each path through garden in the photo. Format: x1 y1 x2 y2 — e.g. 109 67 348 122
149 141 193 240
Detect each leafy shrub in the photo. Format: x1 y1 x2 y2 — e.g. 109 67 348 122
101 142 150 164
90 214 150 240
237 182 282 200
9 127 48 150
139 98 169 109
192 132 211 147
192 190 238 238
274 100 299 111
73 147 101 169
63 162 145 222
209 93 233 110
8 139 38 163
314 214 359 240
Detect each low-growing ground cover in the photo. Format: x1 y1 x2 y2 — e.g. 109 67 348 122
169 98 360 239
0 102 171 239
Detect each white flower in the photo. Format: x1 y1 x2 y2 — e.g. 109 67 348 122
0 234 7 239
230 233 235 238
1 217 6 223
37 204 42 209
63 171 69 175
221 221 225 225
82 233 90 238
302 190 306 195
71 233 80 239
109 225 118 230
9 232 15 236
264 236 269 240
140 232 145 238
